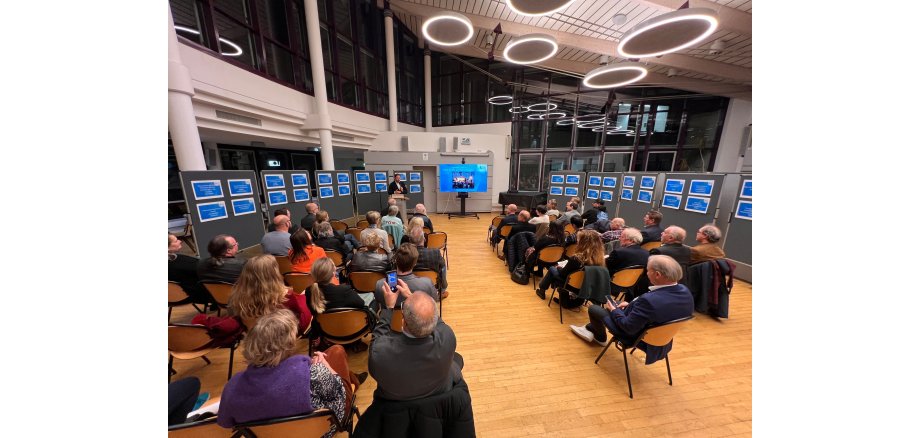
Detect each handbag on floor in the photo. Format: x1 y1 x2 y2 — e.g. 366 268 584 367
511 262 529 285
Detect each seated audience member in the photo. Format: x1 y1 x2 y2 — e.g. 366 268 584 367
268 208 300 235
563 215 584 245
308 258 365 313
582 199 605 225
168 377 203 426
412 203 434 232
381 205 404 242
640 210 664 243
401 216 426 246
348 232 391 274
300 202 319 232
690 225 726 264
606 228 650 274
197 234 247 284
374 244 439 308
571 255 694 365
500 210 536 260
408 226 448 298
569 196 583 213
361 211 391 252
563 201 580 221
228 254 312 332
370 285 464 401
169 234 209 304
261 215 293 256
525 220 566 277
289 229 337 284
313 222 352 264
490 204 519 245
545 199 561 218
387 197 397 208
536 230 605 309
650 226 691 281
313 209 358 251
218 309 361 438
529 205 550 225
601 218 626 243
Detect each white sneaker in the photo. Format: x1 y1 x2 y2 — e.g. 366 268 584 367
569 325 594 343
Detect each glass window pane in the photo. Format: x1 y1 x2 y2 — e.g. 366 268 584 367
685 109 720 150
649 104 680 146
265 42 294 83
515 121 543 149
332 0 352 36
320 27 333 67
214 0 251 25
518 155 542 191
571 153 601 173
325 71 337 101
220 149 256 170
541 154 569 191
677 149 711 172
214 12 257 67
602 152 631 172
337 36 356 80
317 0 327 22
342 80 359 107
170 0 209 46
546 119 572 148
257 0 289 44
645 152 675 171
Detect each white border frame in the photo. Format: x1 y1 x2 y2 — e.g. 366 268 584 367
735 200 752 220
264 174 285 190
291 173 309 187
227 179 253 197
319 186 335 198
337 185 351 196
317 173 333 186
267 190 288 206
740 180 752 199
639 175 657 189
664 178 685 194
191 180 224 200
661 194 682 210
197 201 228 222
356 183 372 194
637 190 653 204
550 186 564 195
685 195 710 214
689 179 714 197
231 197 257 216
293 189 310 202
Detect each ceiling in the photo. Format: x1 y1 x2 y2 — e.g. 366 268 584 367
388 0 752 100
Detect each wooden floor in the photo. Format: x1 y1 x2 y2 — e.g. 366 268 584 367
170 213 752 437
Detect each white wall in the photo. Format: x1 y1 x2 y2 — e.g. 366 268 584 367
713 98 752 173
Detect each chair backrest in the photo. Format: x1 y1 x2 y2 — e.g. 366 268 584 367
233 409 338 438
326 250 345 268
423 227 432 235
537 245 565 264
349 271 385 294
490 216 503 228
275 255 294 275
534 222 549 239
330 220 348 232
356 219 369 229
315 308 374 343
168 324 215 354
346 228 364 241
499 225 513 238
201 282 234 307
548 214 558 222
641 241 663 251
564 243 578 258
426 232 447 249
169 281 190 305
390 309 404 332
284 272 315 294
168 416 227 438
564 223 576 236
564 270 585 290
611 266 645 288
635 315 694 347
413 270 439 291
387 233 395 249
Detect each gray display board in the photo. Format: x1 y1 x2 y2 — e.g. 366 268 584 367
585 172 623 214
315 169 355 221
354 170 387 216
617 172 663 227
657 173 725 247
180 170 266 256
722 176 752 277
402 170 425 212
547 171 586 210
259 170 313 227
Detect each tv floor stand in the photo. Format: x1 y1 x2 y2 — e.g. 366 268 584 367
448 192 479 219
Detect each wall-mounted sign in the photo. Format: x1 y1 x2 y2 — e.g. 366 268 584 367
337 173 351 184
664 179 685 194
357 184 371 194
602 177 617 188
191 180 223 200
741 180 752 199
550 186 563 195
564 187 578 197
227 179 253 197
735 200 752 220
600 190 613 201
291 174 309 187
264 174 284 189
374 172 387 182
689 180 714 196
197 201 228 222
410 184 422 193
662 194 682 209
231 197 257 216
337 185 351 196
293 189 310 202
623 176 635 188
410 172 421 182
375 182 387 192
550 174 564 184
640 176 656 189
586 189 599 199
565 174 581 185
319 187 334 198
588 176 601 187
355 172 370 183
685 196 710 214
637 190 652 203
317 173 333 185
621 188 634 201
267 190 288 206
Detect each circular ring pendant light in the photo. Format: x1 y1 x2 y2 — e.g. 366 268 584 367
487 95 514 105
582 62 648 89
554 118 575 126
617 8 719 58
422 12 474 46
175 25 243 57
504 33 559 65
509 106 529 113
527 102 558 112
505 0 578 17
539 112 568 120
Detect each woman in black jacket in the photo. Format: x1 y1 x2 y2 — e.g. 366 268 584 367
313 222 352 264
308 258 365 313
525 221 566 277
348 232 391 274
536 229 605 309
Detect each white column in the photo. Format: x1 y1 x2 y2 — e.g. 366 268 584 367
424 48 432 131
384 10 398 131
168 7 206 171
304 0 336 170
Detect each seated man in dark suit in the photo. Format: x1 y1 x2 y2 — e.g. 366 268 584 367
500 210 536 260
571 255 694 365
640 210 664 243
299 202 319 232
412 203 434 232
490 203 519 245
650 226 691 282
370 283 464 401
408 227 449 299
168 234 209 304
606 228 650 274
197 234 247 284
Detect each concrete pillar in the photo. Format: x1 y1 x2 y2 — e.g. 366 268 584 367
303 0 336 170
384 10 398 131
167 6 206 171
424 48 432 131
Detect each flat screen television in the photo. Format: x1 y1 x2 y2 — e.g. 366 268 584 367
438 163 488 193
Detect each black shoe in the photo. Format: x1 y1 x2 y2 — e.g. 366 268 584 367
536 289 546 300
355 372 369 384
552 297 560 304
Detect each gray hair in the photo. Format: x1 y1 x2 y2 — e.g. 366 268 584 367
315 221 334 238
402 293 437 337
621 228 643 245
387 205 399 216
699 225 722 243
415 204 427 215
665 226 686 243
409 226 426 246
648 255 683 283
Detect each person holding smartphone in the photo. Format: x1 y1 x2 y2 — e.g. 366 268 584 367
372 244 439 310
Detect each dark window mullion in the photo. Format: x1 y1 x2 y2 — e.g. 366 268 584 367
202 0 221 53
243 0 268 73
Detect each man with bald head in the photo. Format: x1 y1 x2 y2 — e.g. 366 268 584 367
650 226 691 281
300 202 319 231
491 203 520 245
369 279 465 401
261 215 293 256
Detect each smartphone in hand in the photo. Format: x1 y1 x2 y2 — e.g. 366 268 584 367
387 271 398 290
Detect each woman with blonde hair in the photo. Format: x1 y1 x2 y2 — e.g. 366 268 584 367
307 257 364 314
536 229 605 309
228 254 312 332
400 216 426 246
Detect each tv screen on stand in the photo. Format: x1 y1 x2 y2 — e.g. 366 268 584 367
439 164 488 193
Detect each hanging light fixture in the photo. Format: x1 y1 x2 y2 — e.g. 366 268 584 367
505 0 578 17
174 25 243 57
617 8 719 58
504 33 559 65
526 102 558 112
582 62 648 89
488 95 514 105
422 12 474 46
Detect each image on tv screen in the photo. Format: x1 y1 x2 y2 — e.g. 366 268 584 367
438 164 488 193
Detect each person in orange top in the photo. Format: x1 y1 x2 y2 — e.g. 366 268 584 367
289 228 339 285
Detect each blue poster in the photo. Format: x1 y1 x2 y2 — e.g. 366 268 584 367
662 194 681 209
197 201 228 222
588 176 601 187
357 184 371 194
317 173 333 185
267 190 288 206
319 187 334 198
293 189 310 201
338 185 351 196
689 180 714 196
640 176 656 189
602 177 617 188
550 186 563 195
735 200 752 220
410 172 421 182
410 184 422 193
600 190 613 201
228 179 253 196
192 180 223 200
637 190 652 203
586 189 599 199
623 176 635 188
337 173 350 184
550 174 564 184
621 188 634 201
264 174 285 189
231 197 256 216
565 174 580 185
665 179 685 194
355 172 370 183
374 172 387 182
685 196 710 214
375 183 387 192
291 173 308 187
741 180 752 199
564 187 578 197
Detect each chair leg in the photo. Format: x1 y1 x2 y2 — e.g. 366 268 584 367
595 339 614 364
622 348 633 399
665 355 672 386
227 345 236 381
